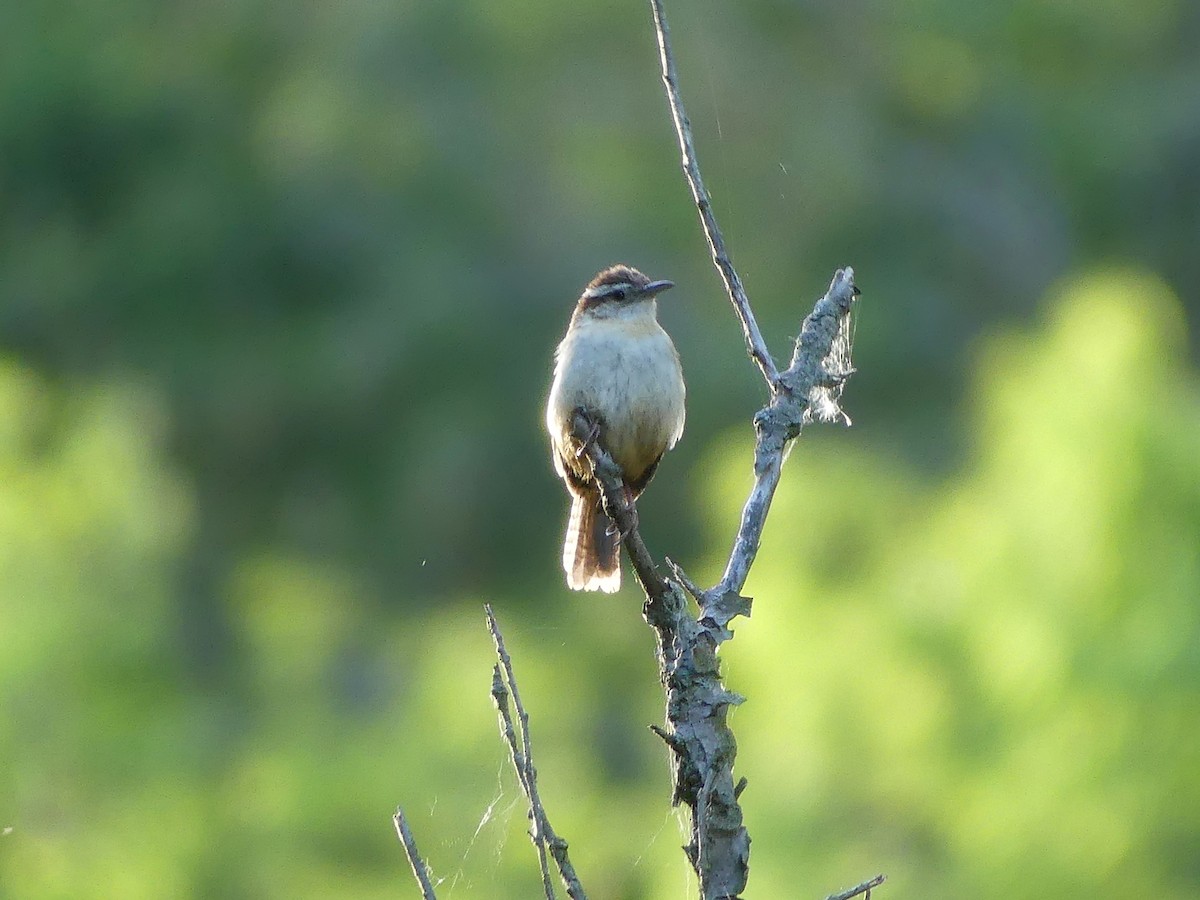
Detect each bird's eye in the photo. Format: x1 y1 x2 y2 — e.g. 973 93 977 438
610 288 627 300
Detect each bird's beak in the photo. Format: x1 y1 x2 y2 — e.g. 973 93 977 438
642 279 675 296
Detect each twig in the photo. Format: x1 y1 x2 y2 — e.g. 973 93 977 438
649 0 780 390
825 874 886 900
491 664 555 900
487 621 556 900
665 556 704 601
486 604 588 900
393 807 438 900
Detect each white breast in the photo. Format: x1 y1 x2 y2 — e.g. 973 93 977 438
547 300 686 482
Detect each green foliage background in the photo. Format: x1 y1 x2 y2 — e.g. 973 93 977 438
2 1 1198 897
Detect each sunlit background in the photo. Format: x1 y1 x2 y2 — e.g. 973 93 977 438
2 1 1198 898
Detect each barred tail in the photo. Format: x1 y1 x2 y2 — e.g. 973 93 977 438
562 492 620 593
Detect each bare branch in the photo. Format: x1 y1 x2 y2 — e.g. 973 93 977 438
825 874 886 900
403 4 874 899
712 267 859 603
490 665 555 900
486 605 588 900
573 412 749 898
649 0 780 390
393 807 438 900
571 245 863 900
650 0 860 613
552 5 870 899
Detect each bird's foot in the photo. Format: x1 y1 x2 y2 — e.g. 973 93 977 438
605 484 639 540
572 409 601 459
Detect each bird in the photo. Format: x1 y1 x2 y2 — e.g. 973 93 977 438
546 264 686 592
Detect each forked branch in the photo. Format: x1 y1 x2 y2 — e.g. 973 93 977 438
487 605 587 900
571 266 858 898
394 610 587 900
560 2 872 899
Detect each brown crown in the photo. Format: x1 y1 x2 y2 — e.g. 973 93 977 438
586 265 652 292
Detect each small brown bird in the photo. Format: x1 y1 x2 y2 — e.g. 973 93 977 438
546 265 686 592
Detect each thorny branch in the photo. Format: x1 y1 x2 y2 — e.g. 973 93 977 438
486 604 587 900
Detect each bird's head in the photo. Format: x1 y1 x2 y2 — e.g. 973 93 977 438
576 265 674 318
